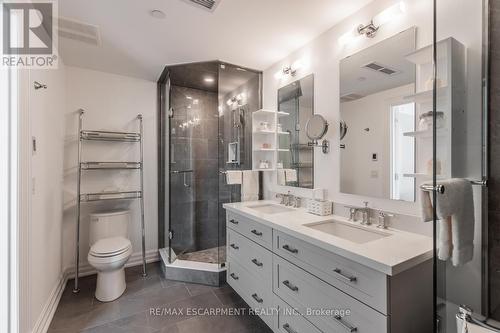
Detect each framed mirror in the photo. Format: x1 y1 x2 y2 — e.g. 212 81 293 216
277 74 314 189
339 28 417 201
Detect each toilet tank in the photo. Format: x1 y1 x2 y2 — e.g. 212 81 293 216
89 210 130 246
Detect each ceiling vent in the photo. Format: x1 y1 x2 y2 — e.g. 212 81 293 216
362 62 399 76
340 93 365 103
181 0 222 12
57 17 101 46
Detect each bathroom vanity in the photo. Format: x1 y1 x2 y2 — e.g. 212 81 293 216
223 201 433 333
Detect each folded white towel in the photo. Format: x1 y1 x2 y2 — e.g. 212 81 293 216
420 179 475 266
241 170 259 201
225 170 242 185
277 169 286 186
285 169 298 183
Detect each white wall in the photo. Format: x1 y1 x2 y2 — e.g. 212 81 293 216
28 63 67 331
262 0 482 220
62 67 158 273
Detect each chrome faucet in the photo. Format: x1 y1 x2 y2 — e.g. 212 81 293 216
360 201 370 225
346 207 359 221
377 211 394 229
345 201 370 224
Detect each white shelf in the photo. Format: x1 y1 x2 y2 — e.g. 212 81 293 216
253 109 277 116
253 148 275 152
277 111 290 117
278 131 290 135
253 130 276 134
403 128 448 138
403 87 447 103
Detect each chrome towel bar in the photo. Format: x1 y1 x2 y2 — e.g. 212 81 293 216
420 178 488 194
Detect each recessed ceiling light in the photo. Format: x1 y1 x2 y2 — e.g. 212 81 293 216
150 10 166 19
204 77 215 83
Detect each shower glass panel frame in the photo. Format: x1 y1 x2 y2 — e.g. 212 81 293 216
158 61 262 270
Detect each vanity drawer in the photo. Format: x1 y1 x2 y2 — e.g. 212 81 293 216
227 258 275 329
227 228 272 282
274 230 388 313
276 298 322 333
227 211 272 249
273 255 388 333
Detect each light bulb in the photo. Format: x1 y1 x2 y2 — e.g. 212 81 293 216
373 1 406 27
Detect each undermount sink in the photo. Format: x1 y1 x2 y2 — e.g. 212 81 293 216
247 203 295 214
305 220 391 244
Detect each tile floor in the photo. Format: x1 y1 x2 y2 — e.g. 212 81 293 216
48 262 272 333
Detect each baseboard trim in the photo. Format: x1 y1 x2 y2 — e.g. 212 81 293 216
32 249 159 333
32 272 67 333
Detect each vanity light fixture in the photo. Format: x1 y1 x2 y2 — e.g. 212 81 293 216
274 59 305 80
358 1 406 38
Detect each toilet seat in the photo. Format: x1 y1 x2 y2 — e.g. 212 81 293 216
89 237 131 258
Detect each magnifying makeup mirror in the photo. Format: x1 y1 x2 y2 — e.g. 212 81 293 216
305 114 330 153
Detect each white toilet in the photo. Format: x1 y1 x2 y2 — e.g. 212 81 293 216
87 210 133 302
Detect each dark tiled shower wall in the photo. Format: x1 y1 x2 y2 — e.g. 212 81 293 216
489 0 500 318
170 85 220 254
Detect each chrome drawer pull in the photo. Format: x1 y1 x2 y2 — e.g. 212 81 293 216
230 243 239 250
252 258 263 267
283 323 298 333
282 280 299 292
251 293 264 303
230 273 239 280
282 244 298 254
334 315 357 332
229 219 239 224
251 229 263 236
333 268 357 282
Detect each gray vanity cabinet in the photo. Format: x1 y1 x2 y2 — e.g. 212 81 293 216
226 211 432 333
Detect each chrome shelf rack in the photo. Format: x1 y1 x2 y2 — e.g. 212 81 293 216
73 109 147 294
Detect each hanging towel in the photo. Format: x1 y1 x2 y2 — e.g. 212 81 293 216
420 179 475 266
225 170 242 185
277 169 286 186
285 169 298 183
242 170 259 201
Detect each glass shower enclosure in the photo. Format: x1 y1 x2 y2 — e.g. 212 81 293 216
157 61 262 285
432 0 491 332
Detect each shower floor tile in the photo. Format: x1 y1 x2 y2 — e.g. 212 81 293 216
176 246 226 264
47 262 270 333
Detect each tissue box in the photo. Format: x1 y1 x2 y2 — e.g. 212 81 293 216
307 199 333 216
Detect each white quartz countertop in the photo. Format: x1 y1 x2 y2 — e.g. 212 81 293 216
223 200 433 276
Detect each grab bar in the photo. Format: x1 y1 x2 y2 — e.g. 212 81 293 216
420 178 488 194
457 305 500 333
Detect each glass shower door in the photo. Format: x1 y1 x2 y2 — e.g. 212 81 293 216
433 0 489 332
